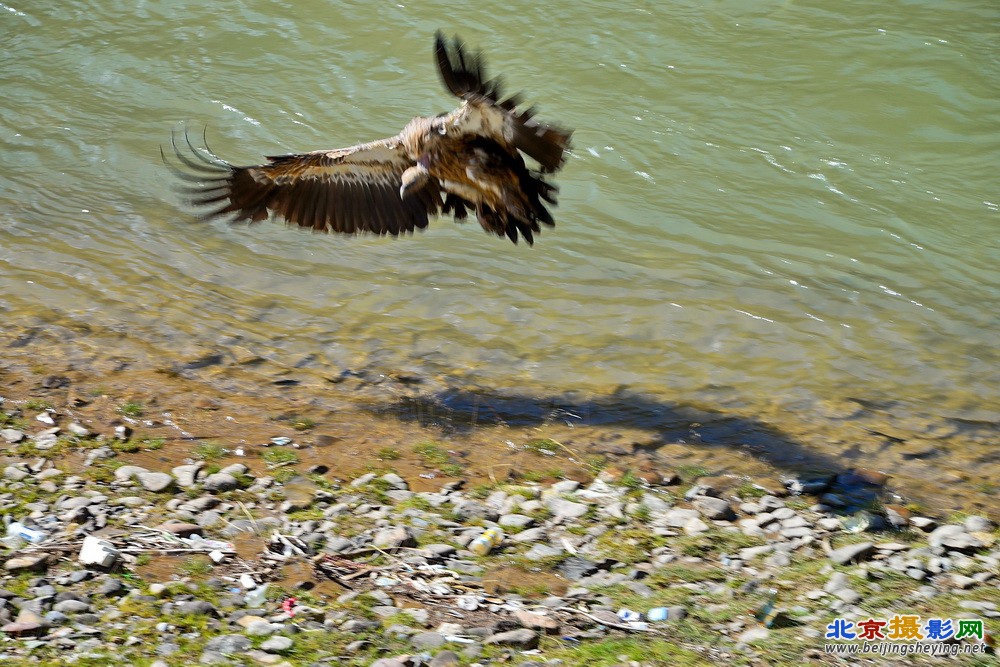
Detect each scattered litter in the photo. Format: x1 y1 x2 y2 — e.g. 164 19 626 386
468 527 504 556
647 607 669 622
79 535 120 567
244 583 268 607
843 511 873 533
7 522 48 544
270 436 292 447
752 589 780 627
617 608 641 622
281 597 297 616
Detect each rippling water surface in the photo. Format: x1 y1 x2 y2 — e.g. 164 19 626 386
2 1 998 484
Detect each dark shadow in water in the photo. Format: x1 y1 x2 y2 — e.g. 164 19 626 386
371 385 888 517
383 385 834 470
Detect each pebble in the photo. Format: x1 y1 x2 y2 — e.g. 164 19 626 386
0 424 990 667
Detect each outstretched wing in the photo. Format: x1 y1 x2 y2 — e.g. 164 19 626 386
163 131 441 236
435 31 573 173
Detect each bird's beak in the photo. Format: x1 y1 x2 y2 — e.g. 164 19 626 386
399 165 429 200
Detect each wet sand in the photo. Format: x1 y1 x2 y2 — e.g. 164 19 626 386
1 320 996 517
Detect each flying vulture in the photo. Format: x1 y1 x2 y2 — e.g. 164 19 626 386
165 32 573 245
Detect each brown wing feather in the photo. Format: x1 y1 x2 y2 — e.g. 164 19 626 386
434 31 573 173
164 131 439 236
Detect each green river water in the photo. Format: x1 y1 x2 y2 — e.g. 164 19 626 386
1 1 998 507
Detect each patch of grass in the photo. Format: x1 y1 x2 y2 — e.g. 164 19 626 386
140 438 166 451
287 508 325 521
620 470 644 490
0 412 30 430
118 401 144 418
595 527 669 564
272 467 298 484
783 496 812 511
736 481 768 499
135 553 151 566
192 441 226 460
25 399 52 411
178 556 213 576
674 530 766 558
468 483 495 499
519 470 546 483
542 636 709 667
111 439 141 453
524 438 560 455
677 464 710 482
263 449 299 466
397 495 432 512
84 460 124 484
376 447 400 461
440 463 464 477
632 503 652 523
291 417 315 431
413 441 449 466
651 563 729 585
584 454 608 474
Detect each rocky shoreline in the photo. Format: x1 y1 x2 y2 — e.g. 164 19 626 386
0 395 997 666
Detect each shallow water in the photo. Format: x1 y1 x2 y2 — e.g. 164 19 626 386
2 1 998 501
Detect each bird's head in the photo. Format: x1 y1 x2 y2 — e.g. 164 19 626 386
399 164 430 199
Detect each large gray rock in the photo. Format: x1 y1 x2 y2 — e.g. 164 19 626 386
664 508 700 527
484 628 539 649
498 514 535 529
828 542 875 565
373 526 417 549
410 632 446 649
202 473 239 492
545 497 589 519
172 463 203 487
137 472 175 493
203 634 251 654
0 428 25 443
260 636 292 653
114 465 150 482
693 496 736 521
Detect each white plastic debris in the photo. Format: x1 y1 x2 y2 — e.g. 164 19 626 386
209 549 226 564
244 583 268 607
35 412 55 425
79 535 120 567
8 522 48 544
239 574 257 590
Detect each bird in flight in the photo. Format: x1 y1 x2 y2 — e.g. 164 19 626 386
165 31 573 245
